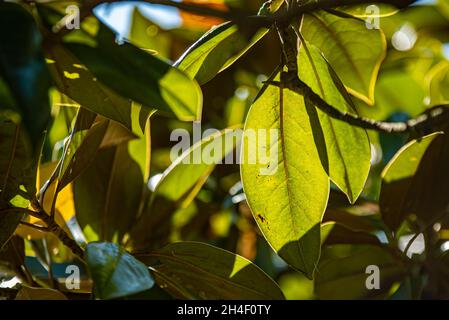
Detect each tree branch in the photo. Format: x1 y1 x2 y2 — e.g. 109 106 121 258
268 75 449 135
29 200 85 259
51 0 420 37
267 0 419 26
272 23 449 136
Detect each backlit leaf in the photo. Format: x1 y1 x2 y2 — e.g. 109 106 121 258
301 10 386 105
298 40 371 203
241 81 329 278
136 241 285 299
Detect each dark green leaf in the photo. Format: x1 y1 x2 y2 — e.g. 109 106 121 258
128 129 241 251
46 44 150 131
86 242 154 300
301 10 386 105
74 143 143 243
315 245 406 299
65 24 202 121
380 131 449 230
321 222 382 247
0 2 51 147
136 241 285 300
0 116 36 249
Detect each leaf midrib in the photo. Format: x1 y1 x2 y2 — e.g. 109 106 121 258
278 86 310 276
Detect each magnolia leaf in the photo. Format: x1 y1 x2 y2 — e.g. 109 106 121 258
136 241 285 300
128 128 241 251
74 143 144 243
0 117 36 249
241 81 329 278
65 24 202 121
301 10 386 105
315 245 405 299
298 40 371 203
380 132 448 230
175 0 283 84
86 242 154 300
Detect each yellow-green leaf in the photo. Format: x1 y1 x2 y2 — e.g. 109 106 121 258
301 11 386 105
298 41 371 203
241 81 329 278
136 241 285 300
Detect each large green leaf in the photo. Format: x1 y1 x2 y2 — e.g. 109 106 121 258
74 143 144 243
380 132 448 230
241 81 329 278
301 10 386 105
86 242 154 300
298 41 371 203
65 24 202 121
315 245 406 299
128 128 241 251
0 116 36 249
136 241 285 300
0 2 51 147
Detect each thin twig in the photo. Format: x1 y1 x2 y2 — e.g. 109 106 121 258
29 199 85 259
19 221 49 232
267 0 419 26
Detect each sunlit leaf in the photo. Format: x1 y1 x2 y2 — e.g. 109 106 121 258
129 8 171 57
298 40 371 203
45 44 150 131
427 60 449 105
176 22 268 85
301 10 386 105
128 128 241 251
175 0 283 84
241 80 329 278
136 241 285 299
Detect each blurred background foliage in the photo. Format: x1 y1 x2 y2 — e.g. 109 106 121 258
1 0 449 300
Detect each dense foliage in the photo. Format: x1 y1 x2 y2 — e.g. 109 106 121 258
0 0 449 300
